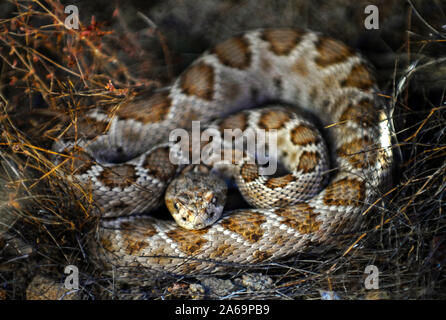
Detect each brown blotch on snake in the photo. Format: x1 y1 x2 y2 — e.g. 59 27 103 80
274 204 321 234
258 109 291 131
341 63 375 90
290 124 320 146
180 62 215 100
98 165 138 189
60 148 95 176
115 221 158 256
337 136 378 169
66 117 109 140
314 37 353 67
212 36 252 70
297 151 321 173
293 58 309 76
116 92 172 124
265 174 295 189
323 178 366 206
167 228 209 255
261 29 303 56
240 163 260 183
122 237 148 256
340 99 378 127
210 243 238 259
220 211 266 243
142 147 178 182
218 113 248 132
120 221 158 238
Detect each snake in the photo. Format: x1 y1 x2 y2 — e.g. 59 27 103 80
54 28 393 276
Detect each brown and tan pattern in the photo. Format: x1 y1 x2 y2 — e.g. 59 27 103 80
142 147 178 181
209 243 238 259
252 249 273 262
323 178 365 207
60 147 95 175
315 37 353 68
220 211 266 243
149 247 176 266
98 165 137 189
265 174 295 189
74 158 95 175
68 117 109 140
341 63 375 90
212 36 251 69
116 92 172 123
274 204 321 234
293 59 309 76
258 109 291 131
297 151 320 173
120 220 157 238
122 236 148 255
51 28 392 276
240 163 260 183
261 29 302 56
340 99 378 127
290 124 320 146
337 137 377 169
167 228 209 255
100 236 118 253
218 113 248 132
180 62 215 100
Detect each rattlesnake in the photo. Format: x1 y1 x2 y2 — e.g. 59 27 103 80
55 29 393 275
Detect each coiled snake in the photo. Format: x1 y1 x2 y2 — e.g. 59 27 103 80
55 29 393 275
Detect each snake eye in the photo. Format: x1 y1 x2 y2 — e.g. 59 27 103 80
174 203 179 210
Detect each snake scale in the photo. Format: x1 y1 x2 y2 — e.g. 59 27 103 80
55 29 393 275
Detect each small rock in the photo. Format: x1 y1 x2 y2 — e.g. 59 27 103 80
235 273 274 292
200 277 237 298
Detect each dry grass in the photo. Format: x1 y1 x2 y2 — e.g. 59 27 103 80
0 0 445 299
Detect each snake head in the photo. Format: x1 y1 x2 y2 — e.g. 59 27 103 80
165 165 227 230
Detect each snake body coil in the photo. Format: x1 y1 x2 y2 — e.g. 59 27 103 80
56 29 393 275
